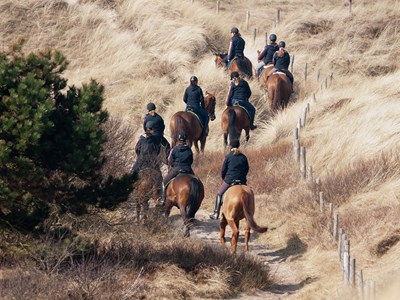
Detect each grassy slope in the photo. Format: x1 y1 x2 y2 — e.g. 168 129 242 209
1 0 400 298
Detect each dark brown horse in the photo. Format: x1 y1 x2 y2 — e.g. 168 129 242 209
214 53 253 79
165 173 204 237
219 185 268 254
221 106 250 147
266 72 292 112
169 91 216 154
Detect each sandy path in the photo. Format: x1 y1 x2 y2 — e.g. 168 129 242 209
171 209 307 299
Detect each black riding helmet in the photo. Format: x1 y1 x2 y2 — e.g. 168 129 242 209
190 76 198 82
230 27 239 34
230 71 240 80
147 102 156 111
145 121 156 130
178 132 187 141
279 41 286 48
269 34 277 41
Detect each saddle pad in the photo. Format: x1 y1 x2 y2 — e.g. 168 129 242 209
232 103 250 119
274 71 286 76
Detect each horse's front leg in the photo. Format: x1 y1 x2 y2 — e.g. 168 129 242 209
244 128 250 143
200 136 207 153
244 220 251 252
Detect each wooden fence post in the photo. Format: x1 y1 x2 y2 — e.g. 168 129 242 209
301 106 307 127
293 128 300 163
338 228 343 259
253 28 257 43
333 213 339 240
325 77 328 89
297 118 301 134
319 191 324 212
313 92 316 102
290 54 294 73
300 147 306 179
246 11 250 30
307 103 310 113
275 8 281 27
349 0 353 15
343 240 350 284
216 0 220 14
357 269 364 299
350 258 356 286
316 69 320 82
340 233 347 265
304 63 308 82
329 203 333 216
308 165 313 183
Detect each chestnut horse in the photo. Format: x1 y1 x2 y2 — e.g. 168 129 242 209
169 91 216 154
128 146 168 224
219 185 268 254
221 105 250 147
267 72 292 112
214 53 253 79
165 173 204 237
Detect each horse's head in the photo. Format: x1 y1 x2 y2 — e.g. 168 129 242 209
205 91 216 121
214 52 227 67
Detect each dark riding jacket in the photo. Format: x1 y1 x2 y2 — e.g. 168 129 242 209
183 85 205 109
143 113 165 138
226 79 252 106
168 144 193 173
221 150 249 184
132 135 161 173
273 50 291 70
228 34 245 61
258 43 279 64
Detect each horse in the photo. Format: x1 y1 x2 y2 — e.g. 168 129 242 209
169 91 216 154
219 185 268 254
127 142 169 224
266 72 292 112
214 53 253 79
257 62 274 87
221 105 250 147
165 173 204 237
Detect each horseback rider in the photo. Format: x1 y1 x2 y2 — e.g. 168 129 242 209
183 76 209 137
226 71 257 130
160 132 194 205
143 102 171 159
222 27 245 68
256 33 279 77
266 41 294 88
209 139 249 220
131 121 162 175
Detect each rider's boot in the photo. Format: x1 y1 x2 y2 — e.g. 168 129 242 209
157 183 166 207
209 194 222 220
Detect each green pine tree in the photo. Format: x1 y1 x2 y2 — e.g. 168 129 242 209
0 44 133 231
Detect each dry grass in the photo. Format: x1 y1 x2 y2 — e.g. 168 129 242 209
1 0 400 298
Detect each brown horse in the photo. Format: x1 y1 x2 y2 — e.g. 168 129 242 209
214 53 253 79
169 91 216 154
165 173 204 237
266 72 292 112
257 62 274 88
219 185 268 254
126 144 168 224
221 105 250 147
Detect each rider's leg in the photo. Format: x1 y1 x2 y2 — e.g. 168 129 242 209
209 182 230 220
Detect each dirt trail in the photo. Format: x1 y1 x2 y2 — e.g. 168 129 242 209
172 209 308 299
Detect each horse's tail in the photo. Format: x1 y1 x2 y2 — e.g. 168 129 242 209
241 190 268 233
274 76 283 110
236 57 253 78
228 108 239 142
186 177 202 219
172 115 186 146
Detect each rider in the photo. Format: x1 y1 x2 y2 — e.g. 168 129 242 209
266 41 294 88
131 121 162 175
209 139 249 220
223 27 245 68
226 71 257 130
256 33 279 77
160 132 194 205
143 102 171 159
183 76 209 137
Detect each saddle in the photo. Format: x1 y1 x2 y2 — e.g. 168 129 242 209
229 180 245 187
227 57 238 68
185 108 204 129
232 101 251 119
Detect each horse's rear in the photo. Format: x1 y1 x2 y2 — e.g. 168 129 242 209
267 73 292 112
214 53 253 79
258 63 274 89
219 185 268 253
221 106 250 147
165 173 204 236
169 112 203 153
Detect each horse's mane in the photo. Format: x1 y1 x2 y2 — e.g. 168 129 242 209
236 57 253 78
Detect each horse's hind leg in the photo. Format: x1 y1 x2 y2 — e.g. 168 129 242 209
245 128 250 143
244 219 251 252
223 132 228 148
179 206 190 237
200 136 207 154
227 219 239 254
219 216 228 249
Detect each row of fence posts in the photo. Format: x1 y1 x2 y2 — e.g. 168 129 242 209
292 75 377 299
